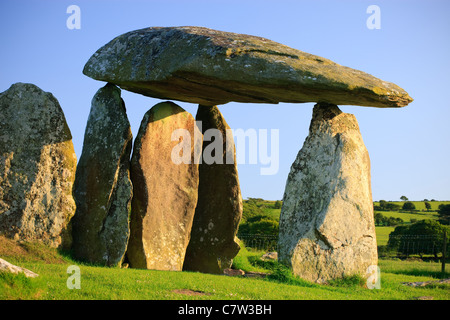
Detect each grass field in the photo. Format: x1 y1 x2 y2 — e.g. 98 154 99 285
243 199 448 245
1 200 448 301
248 200 448 223
375 226 396 246
374 201 450 212
1 237 449 300
375 210 439 222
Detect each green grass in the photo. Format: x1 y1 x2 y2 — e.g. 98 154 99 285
375 226 396 246
261 207 281 220
2 197 449 301
232 246 272 274
1 240 449 300
375 210 439 223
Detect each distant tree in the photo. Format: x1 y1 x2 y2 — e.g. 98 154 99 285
385 202 401 211
274 200 282 209
379 200 387 210
400 195 408 201
388 220 449 257
389 217 404 226
402 201 416 211
242 199 265 221
374 212 403 226
251 218 279 235
374 212 384 225
424 202 431 211
438 204 450 225
238 214 279 236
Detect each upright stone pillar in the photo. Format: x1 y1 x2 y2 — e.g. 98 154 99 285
183 105 243 274
72 83 133 266
278 103 378 283
127 101 201 271
0 83 76 249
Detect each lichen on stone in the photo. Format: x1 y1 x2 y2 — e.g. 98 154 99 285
0 83 76 249
278 103 377 283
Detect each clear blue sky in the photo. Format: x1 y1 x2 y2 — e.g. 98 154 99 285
1 0 449 201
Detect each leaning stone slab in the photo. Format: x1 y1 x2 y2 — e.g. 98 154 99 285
83 26 412 108
278 103 378 283
126 101 201 271
183 105 242 274
0 258 39 278
71 83 133 266
0 83 76 249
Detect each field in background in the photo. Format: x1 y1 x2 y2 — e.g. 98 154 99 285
240 199 449 246
374 201 450 212
375 226 395 246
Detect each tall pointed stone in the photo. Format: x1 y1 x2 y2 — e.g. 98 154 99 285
183 105 243 274
127 101 201 271
278 103 377 283
72 83 132 266
0 83 76 249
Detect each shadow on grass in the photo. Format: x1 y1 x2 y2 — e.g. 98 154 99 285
386 268 449 279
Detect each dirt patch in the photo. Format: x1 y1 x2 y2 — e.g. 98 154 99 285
0 235 66 264
223 268 269 279
414 296 434 300
0 236 29 257
172 289 212 296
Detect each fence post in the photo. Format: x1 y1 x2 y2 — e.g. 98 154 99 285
442 230 447 273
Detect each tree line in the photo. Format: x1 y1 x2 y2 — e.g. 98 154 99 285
238 198 450 238
374 199 450 226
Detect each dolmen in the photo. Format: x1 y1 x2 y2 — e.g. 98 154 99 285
0 26 412 283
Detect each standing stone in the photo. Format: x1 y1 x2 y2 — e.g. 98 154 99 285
183 105 243 274
0 83 76 249
71 83 133 267
278 103 378 283
127 101 201 270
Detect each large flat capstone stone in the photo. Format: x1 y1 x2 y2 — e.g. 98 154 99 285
83 26 412 108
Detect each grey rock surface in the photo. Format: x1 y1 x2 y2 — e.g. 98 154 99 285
278 103 378 283
183 105 242 274
0 83 76 249
71 83 132 266
0 257 39 278
83 26 412 108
